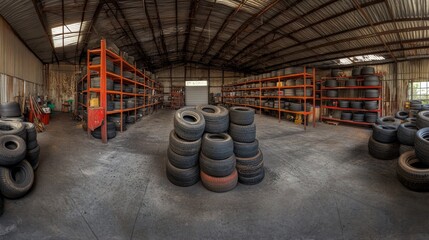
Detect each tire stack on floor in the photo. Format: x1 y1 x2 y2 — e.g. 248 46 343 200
166 108 205 187
368 117 400 160
396 127 429 191
0 120 39 216
229 107 265 185
197 105 238 192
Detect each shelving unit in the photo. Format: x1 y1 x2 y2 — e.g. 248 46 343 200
75 39 162 143
222 68 316 130
170 87 185 109
319 75 383 126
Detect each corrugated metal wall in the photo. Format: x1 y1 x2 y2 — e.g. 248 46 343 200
0 16 44 102
47 64 77 111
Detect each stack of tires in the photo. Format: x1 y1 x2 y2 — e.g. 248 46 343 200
166 108 205 187
229 107 265 185
0 120 39 215
0 102 23 120
397 122 418 154
396 127 429 191
196 105 238 192
90 122 117 140
368 117 400 160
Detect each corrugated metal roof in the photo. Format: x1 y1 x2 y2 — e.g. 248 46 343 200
0 0 428 72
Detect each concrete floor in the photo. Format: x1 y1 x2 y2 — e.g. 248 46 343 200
0 109 428 239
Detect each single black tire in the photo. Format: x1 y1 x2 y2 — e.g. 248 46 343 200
199 153 236 177
376 116 401 126
338 101 350 108
331 69 342 77
91 122 117 139
233 140 259 158
368 136 399 160
353 113 365 122
169 130 201 156
397 122 418 146
196 105 229 133
415 128 429 165
201 133 233 160
326 90 338 97
365 113 378 123
395 111 409 120
372 124 398 143
26 139 38 150
0 102 21 117
416 111 429 129
361 67 375 75
325 80 338 87
229 123 256 143
399 144 414 155
350 101 363 109
0 135 26 166
352 68 361 76
167 147 198 169
23 122 37 142
236 150 263 167
346 79 357 87
229 106 255 125
200 169 237 193
406 117 416 123
174 108 205 141
365 89 379 98
27 145 40 170
0 121 26 140
166 160 199 187
237 164 264 178
397 151 429 191
364 101 378 110
0 160 34 199
341 112 352 120
238 167 265 185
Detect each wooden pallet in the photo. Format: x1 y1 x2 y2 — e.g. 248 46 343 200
325 121 339 126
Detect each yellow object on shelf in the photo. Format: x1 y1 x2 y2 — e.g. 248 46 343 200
295 114 303 125
90 98 99 107
277 82 283 87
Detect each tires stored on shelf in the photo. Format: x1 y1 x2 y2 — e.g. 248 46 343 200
368 136 399 160
416 110 429 129
326 90 338 97
365 89 379 98
283 89 295 96
364 101 378 110
352 68 361 76
350 101 363 109
352 112 365 122
341 112 352 120
331 69 343 77
285 79 295 86
346 79 357 87
325 79 338 87
361 66 375 75
339 101 350 108
397 122 418 146
396 151 429 191
415 127 429 165
91 122 117 139
372 124 398 143
289 103 302 111
365 113 377 123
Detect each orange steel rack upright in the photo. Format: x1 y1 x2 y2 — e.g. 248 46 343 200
222 67 316 130
76 39 162 143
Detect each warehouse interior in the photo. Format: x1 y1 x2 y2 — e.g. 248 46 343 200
0 0 429 239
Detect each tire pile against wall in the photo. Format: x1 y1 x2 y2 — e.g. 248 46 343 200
166 105 265 192
0 120 40 216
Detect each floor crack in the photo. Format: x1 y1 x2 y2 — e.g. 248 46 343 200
70 197 99 240
130 182 150 240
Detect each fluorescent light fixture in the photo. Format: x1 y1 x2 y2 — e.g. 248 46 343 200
186 80 207 86
336 54 385 65
51 22 87 48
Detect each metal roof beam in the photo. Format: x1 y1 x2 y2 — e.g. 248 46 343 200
190 0 216 61
182 0 199 61
31 0 60 63
143 0 164 65
78 2 103 65
153 0 170 64
207 0 281 64
74 0 89 64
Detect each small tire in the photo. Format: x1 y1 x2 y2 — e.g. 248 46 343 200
169 130 201 156
368 136 399 160
166 160 199 187
372 124 398 143
395 111 409 120
415 128 429 165
397 151 429 191
376 116 401 126
397 122 418 146
196 105 229 133
229 106 255 125
174 108 205 141
233 140 259 158
200 169 238 193
0 121 26 140
0 135 26 166
201 133 233 160
199 153 236 177
167 147 198 169
229 123 256 143
238 167 265 185
236 150 263 167
0 160 34 199
416 110 429 129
